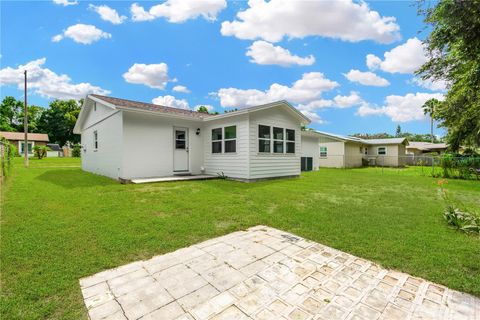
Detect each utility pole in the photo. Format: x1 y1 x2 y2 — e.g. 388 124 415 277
24 70 29 167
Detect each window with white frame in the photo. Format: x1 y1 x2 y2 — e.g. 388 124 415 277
377 146 386 155
211 126 237 154
320 146 327 158
258 125 271 153
258 125 295 154
224 126 236 153
211 128 222 153
273 127 284 153
286 129 295 153
19 142 33 154
93 130 98 150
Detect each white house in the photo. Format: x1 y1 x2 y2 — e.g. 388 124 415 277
301 131 408 168
73 94 311 181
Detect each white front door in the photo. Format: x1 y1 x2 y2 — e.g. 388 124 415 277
173 127 189 172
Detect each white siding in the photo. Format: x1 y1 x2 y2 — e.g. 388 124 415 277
300 136 320 170
367 144 400 167
81 111 123 179
318 136 345 168
121 111 204 179
249 108 301 179
344 142 364 168
203 114 249 179
83 100 117 129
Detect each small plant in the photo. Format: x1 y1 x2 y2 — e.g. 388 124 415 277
443 206 480 234
1 137 16 177
438 179 480 234
217 172 227 179
72 144 81 157
33 145 50 159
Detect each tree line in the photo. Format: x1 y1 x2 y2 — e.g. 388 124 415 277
0 96 81 146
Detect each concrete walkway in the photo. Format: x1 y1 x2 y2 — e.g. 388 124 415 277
130 175 217 184
80 226 479 320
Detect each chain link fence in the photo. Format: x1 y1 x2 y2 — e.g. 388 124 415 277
316 154 480 180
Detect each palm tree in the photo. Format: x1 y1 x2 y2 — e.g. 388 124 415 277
422 98 441 143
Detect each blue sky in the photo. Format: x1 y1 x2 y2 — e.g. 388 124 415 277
0 0 445 136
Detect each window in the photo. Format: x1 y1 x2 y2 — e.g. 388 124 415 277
20 142 33 154
258 125 271 153
377 146 387 155
93 131 98 150
212 128 222 153
359 146 363 154
175 130 186 149
273 127 284 153
320 146 327 158
286 129 295 154
224 126 236 153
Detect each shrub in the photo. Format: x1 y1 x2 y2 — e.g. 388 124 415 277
33 146 50 159
72 144 81 157
1 137 16 177
443 206 480 234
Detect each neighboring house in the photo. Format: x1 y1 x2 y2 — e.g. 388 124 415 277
0 131 49 156
73 94 310 181
406 141 448 155
302 131 408 168
46 143 63 157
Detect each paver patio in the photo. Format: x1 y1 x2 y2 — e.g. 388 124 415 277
80 226 479 320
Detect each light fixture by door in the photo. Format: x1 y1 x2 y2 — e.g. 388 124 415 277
196 128 201 135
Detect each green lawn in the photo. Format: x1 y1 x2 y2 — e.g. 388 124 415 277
1 158 479 319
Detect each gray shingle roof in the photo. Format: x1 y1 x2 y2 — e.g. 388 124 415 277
90 94 212 120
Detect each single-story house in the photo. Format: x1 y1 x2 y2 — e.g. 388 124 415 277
46 143 63 157
406 141 448 155
73 94 311 181
0 131 49 156
301 131 408 168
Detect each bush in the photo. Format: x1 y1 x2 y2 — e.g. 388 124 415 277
33 146 50 159
443 206 480 234
437 153 480 180
1 137 16 177
72 144 81 157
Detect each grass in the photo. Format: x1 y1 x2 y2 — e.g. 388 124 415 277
1 158 479 319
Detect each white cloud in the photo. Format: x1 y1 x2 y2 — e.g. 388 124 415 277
0 58 110 100
123 63 170 89
194 104 214 112
333 92 363 108
412 78 448 92
89 4 127 25
299 110 325 124
130 0 226 23
130 3 155 21
216 72 339 108
52 24 111 45
53 0 78 6
172 85 190 93
152 95 190 109
366 38 427 74
357 92 444 122
221 0 400 43
246 41 315 67
344 69 390 87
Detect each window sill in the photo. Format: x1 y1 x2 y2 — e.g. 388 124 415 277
256 152 296 156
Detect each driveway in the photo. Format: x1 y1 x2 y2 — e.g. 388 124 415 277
80 226 479 319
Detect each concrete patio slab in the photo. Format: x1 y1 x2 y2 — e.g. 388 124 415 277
80 226 480 320
130 175 217 184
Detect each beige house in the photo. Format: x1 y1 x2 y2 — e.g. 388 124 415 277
302 131 408 168
406 142 448 155
0 131 49 156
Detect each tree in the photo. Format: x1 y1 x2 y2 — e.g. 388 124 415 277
38 99 81 146
416 0 480 149
196 105 210 114
421 98 441 143
0 96 22 131
395 125 402 137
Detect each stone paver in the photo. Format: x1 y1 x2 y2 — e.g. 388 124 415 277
80 226 480 320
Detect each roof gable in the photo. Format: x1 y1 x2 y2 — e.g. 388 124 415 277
0 131 49 142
